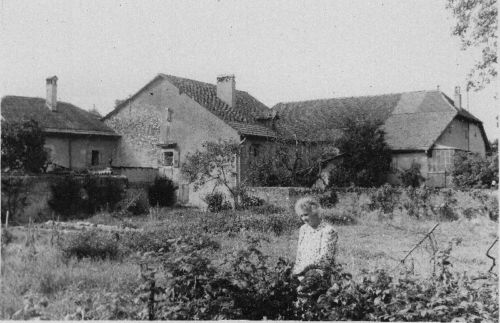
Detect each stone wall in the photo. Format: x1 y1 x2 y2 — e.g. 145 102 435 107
246 186 315 210
1 174 129 224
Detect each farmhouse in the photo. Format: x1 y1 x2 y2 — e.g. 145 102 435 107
103 74 277 206
272 87 490 187
1 76 120 171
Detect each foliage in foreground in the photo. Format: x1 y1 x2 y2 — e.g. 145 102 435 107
133 237 499 321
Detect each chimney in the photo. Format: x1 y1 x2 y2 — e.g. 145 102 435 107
216 74 236 108
454 86 462 109
46 76 58 111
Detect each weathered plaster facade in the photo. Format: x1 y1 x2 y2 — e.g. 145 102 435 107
44 135 117 170
105 78 244 207
435 118 486 156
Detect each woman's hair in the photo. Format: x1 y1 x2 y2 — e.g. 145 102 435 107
294 196 320 215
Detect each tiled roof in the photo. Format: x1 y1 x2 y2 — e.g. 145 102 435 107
105 74 277 138
225 121 277 138
160 74 274 124
1 96 118 136
272 90 488 151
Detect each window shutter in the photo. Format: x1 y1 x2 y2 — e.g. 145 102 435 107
173 150 180 168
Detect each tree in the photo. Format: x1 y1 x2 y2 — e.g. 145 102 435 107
329 111 392 187
247 139 338 187
446 0 498 90
1 120 48 173
181 140 242 208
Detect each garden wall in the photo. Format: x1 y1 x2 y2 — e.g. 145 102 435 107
247 186 498 216
1 174 129 224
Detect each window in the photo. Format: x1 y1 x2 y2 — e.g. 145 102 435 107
163 151 174 166
91 150 100 166
429 150 454 172
162 150 179 167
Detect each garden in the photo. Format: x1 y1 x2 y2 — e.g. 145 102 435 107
1 183 498 321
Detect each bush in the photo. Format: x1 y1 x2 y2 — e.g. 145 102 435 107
370 183 398 214
403 185 433 218
83 176 125 214
119 190 149 216
148 177 177 207
1 119 47 173
487 195 498 221
59 230 122 260
48 175 125 218
121 228 176 253
142 238 298 320
318 190 338 208
399 162 425 187
1 227 14 246
48 175 83 218
434 189 458 221
239 194 265 210
204 191 231 212
133 236 499 321
251 203 285 215
452 151 498 188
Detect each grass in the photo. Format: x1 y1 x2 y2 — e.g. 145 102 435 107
1 190 498 319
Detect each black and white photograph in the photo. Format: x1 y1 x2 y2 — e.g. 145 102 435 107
0 0 498 321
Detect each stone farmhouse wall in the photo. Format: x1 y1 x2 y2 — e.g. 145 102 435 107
104 78 241 208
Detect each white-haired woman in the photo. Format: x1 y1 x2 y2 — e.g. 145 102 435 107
292 196 338 277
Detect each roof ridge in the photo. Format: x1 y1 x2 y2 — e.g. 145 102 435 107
160 73 254 95
1 95 86 109
273 89 438 106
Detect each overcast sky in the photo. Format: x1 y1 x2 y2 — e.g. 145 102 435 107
1 0 497 139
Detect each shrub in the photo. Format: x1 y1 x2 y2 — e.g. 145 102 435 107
434 189 458 221
1 175 31 223
49 175 125 218
318 190 338 208
121 228 176 253
82 176 125 214
59 230 122 260
487 195 498 221
403 185 433 218
399 162 425 187
1 227 14 246
452 151 498 188
143 238 298 320
251 203 285 215
204 191 231 212
370 183 398 214
48 175 83 218
1 119 47 173
148 177 177 207
119 189 149 216
239 194 265 210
